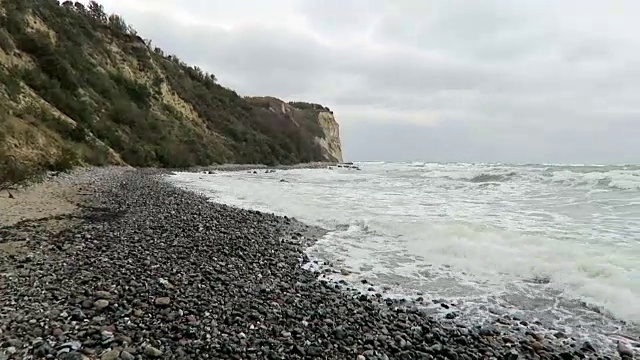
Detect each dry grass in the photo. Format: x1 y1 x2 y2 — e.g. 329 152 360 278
2 116 64 164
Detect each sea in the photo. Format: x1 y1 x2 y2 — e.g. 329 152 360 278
168 162 640 349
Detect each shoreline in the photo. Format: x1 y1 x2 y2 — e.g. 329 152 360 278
0 168 624 359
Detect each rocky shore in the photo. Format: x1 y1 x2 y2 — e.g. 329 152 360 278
0 168 623 359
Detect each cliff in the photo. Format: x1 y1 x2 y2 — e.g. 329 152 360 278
246 97 343 162
0 0 343 183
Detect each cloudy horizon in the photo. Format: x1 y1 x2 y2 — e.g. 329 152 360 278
88 1 640 164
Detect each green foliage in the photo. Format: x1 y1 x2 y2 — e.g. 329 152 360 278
87 1 107 23
0 66 22 101
0 0 333 171
109 73 151 108
0 29 16 53
107 14 127 33
289 101 331 112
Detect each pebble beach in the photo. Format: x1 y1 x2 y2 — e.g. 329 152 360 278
0 168 628 359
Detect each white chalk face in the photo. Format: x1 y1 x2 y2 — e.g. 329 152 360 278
84 0 640 164
169 163 640 350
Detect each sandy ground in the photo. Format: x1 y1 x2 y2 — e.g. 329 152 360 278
0 175 91 257
0 180 81 226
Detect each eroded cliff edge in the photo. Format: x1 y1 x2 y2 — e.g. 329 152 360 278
0 0 343 180
246 97 343 163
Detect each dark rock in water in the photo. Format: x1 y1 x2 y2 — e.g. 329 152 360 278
618 341 634 359
445 312 457 319
479 325 498 336
581 341 596 352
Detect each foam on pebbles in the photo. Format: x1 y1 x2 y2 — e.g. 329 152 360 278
0 168 625 359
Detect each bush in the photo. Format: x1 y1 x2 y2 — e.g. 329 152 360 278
47 145 78 172
0 151 35 189
0 28 16 52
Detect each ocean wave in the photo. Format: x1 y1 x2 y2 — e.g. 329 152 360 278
415 164 640 191
468 172 518 183
544 169 640 191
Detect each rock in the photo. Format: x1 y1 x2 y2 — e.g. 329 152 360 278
120 351 135 360
144 346 163 357
94 299 109 309
95 290 112 299
581 341 596 352
52 328 64 337
71 308 86 320
531 341 543 352
154 297 171 306
116 335 132 345
479 325 497 336
553 331 566 339
4 339 22 348
34 342 53 358
618 340 634 359
445 312 457 319
333 327 346 339
101 349 121 360
58 341 82 351
60 352 88 360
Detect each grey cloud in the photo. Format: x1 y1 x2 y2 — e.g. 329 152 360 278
95 0 640 163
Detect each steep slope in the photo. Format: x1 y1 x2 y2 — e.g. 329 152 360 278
0 0 342 184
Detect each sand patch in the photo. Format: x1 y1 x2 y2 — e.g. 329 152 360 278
0 177 87 227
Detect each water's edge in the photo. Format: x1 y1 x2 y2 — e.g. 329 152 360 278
164 169 639 356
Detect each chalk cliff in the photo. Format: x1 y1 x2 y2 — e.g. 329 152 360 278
246 97 343 163
315 111 343 163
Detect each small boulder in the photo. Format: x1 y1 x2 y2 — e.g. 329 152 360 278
95 291 112 299
144 346 163 357
120 350 135 360
154 297 171 306
100 349 121 360
94 299 109 310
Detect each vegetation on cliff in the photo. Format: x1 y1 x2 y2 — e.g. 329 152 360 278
0 0 340 185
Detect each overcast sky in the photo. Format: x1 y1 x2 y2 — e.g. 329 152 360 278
90 0 640 164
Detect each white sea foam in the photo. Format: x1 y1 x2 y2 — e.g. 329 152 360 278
168 162 640 349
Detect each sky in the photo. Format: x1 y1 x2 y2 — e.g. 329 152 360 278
88 0 640 164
